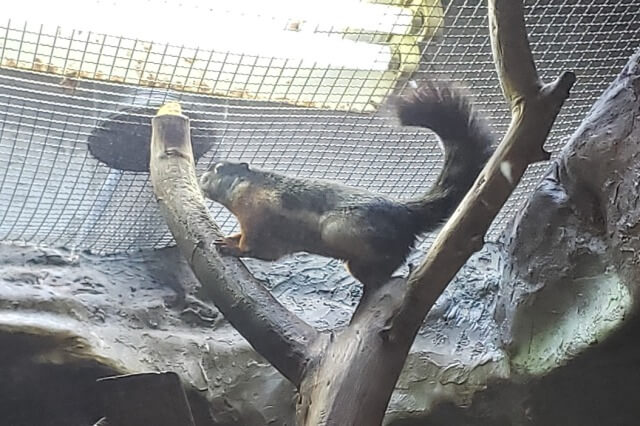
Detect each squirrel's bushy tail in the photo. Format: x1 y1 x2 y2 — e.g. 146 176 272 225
396 82 494 235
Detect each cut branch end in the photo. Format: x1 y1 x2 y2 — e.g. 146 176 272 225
543 71 577 101
149 105 318 387
156 102 183 117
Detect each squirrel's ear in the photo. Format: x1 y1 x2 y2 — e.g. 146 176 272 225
210 162 223 173
239 162 250 170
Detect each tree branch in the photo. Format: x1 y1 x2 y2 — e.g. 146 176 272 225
148 1 575 424
298 1 575 424
390 0 576 340
149 103 319 386
488 0 541 101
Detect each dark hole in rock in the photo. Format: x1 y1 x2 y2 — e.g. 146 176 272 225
0 332 118 426
0 330 217 425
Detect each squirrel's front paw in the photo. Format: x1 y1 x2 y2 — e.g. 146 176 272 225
214 237 244 257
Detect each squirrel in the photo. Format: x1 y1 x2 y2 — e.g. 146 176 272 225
199 82 494 289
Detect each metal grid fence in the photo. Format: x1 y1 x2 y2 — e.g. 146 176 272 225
0 0 638 255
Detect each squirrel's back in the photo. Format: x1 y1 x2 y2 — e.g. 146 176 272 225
199 81 494 288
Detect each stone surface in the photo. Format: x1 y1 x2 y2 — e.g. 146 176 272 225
0 240 506 425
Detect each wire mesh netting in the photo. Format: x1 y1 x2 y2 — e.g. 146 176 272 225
0 0 638 255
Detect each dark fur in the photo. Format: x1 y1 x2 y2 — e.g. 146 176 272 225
199 82 494 288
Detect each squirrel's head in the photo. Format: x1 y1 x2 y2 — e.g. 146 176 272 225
199 161 253 206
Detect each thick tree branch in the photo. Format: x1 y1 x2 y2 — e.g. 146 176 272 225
488 0 540 101
298 1 575 424
149 103 318 386
390 0 576 339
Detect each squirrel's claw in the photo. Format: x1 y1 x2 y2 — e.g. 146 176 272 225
213 236 245 257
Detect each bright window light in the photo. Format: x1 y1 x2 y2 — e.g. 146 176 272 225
1 0 443 112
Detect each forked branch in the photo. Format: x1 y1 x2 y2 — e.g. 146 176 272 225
389 0 576 340
149 0 576 424
299 0 575 424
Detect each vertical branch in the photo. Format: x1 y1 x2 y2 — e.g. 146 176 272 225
488 0 541 101
389 0 576 340
298 1 576 424
149 103 318 386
